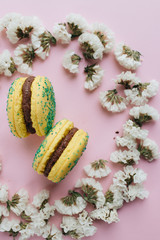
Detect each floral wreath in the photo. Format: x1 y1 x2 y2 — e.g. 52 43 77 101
0 12 159 240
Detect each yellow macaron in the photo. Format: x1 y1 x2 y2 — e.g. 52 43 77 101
7 76 56 138
33 119 89 183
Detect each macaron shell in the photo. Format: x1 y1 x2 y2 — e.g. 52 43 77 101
48 129 89 183
31 76 56 136
7 77 29 138
33 119 74 174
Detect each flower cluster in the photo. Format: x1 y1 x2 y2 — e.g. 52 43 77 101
114 71 140 89
78 32 105 60
112 116 159 164
84 64 104 91
61 210 97 239
62 50 81 73
99 89 127 112
55 190 87 216
123 120 148 140
0 186 62 240
116 135 137 150
114 43 142 70
110 149 140 165
0 50 16 76
0 13 56 74
31 27 56 60
124 80 159 106
14 43 35 74
75 178 105 209
5 15 41 44
111 166 149 202
129 104 159 126
0 184 8 203
53 23 71 44
138 138 159 162
84 159 111 178
91 23 115 53
90 207 119 224
66 13 89 38
99 69 159 113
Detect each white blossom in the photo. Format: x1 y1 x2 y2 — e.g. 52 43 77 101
91 22 115 53
0 205 9 217
124 80 159 106
113 166 147 186
105 184 124 210
112 166 148 203
32 189 49 209
40 224 51 238
23 204 38 218
62 50 81 73
75 178 105 209
90 207 119 223
129 104 159 126
99 89 127 112
123 120 148 140
128 184 149 201
0 218 13 232
53 23 71 44
0 50 16 76
66 13 89 37
6 15 41 44
132 168 147 184
0 218 20 233
84 64 104 91
10 189 29 216
84 159 111 178
116 135 137 150
75 178 103 191
138 138 160 161
61 216 78 233
78 32 104 59
14 43 35 74
110 149 140 165
30 212 46 236
0 184 8 203
55 191 86 216
31 26 56 60
61 211 97 239
0 13 22 31
19 222 35 239
49 224 63 240
77 210 93 226
114 71 140 88
40 202 55 220
114 42 142 70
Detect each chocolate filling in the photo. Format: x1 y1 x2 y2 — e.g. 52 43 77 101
22 76 36 134
44 127 78 177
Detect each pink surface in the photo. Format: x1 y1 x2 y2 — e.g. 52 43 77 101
0 0 160 239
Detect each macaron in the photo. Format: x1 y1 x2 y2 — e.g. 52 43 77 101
33 119 89 183
7 76 56 138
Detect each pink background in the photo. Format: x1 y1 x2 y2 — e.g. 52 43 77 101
0 0 160 239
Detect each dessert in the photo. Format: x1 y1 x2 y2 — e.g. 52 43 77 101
33 119 89 183
7 75 56 138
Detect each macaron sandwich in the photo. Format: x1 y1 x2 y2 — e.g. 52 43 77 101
33 119 89 183
7 76 56 138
